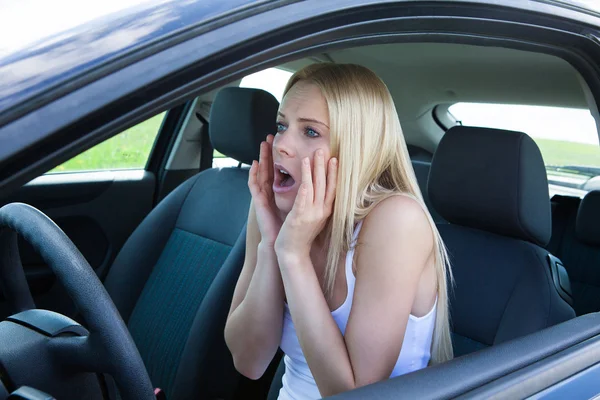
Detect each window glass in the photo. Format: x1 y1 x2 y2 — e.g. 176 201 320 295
449 103 600 194
212 67 293 167
239 67 294 102
48 112 166 173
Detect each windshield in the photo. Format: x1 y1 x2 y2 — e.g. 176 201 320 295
449 103 600 197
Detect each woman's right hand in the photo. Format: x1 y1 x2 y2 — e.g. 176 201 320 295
248 135 282 246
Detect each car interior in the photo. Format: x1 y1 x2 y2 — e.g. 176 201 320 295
2 39 600 399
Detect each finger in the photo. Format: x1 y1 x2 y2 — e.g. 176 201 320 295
265 136 274 184
301 157 314 204
313 149 326 204
248 160 259 196
258 141 270 189
292 182 308 217
324 158 338 211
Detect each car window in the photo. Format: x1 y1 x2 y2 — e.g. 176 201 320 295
449 103 600 195
48 112 166 174
212 68 293 168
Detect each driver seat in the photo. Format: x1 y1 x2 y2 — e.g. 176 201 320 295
102 87 279 399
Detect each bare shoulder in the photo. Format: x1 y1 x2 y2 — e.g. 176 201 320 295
360 194 434 250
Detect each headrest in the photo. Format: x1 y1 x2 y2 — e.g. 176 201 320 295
428 126 552 246
209 87 279 165
576 190 600 246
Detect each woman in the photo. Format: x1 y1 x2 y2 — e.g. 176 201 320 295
224 63 452 399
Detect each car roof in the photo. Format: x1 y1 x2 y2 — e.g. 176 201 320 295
0 0 259 114
549 0 600 16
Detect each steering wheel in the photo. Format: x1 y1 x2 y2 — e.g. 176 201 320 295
0 203 155 400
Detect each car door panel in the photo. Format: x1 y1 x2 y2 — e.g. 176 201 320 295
527 362 600 400
328 314 600 399
0 170 155 318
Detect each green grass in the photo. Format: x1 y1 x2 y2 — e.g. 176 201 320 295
534 138 600 167
49 113 166 173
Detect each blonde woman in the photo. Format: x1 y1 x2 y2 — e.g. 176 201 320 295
224 63 452 400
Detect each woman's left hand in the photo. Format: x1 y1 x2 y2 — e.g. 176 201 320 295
275 149 338 261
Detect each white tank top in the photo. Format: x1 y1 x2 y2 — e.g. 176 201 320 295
278 221 437 400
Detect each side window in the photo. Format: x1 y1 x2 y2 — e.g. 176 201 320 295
449 103 600 197
48 112 166 174
212 68 293 168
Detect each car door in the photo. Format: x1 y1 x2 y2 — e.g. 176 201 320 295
2 0 600 398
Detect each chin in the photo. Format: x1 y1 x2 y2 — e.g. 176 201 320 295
274 194 294 215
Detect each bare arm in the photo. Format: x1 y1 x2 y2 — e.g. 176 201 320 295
224 202 286 379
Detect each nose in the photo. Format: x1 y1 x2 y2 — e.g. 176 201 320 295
273 132 296 158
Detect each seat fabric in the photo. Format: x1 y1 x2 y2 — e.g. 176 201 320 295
428 126 575 356
411 160 445 223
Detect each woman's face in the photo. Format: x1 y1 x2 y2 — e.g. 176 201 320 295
273 81 332 214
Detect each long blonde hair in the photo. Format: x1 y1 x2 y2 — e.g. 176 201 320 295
282 63 454 364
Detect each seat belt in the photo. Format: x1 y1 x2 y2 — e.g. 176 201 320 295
196 112 213 171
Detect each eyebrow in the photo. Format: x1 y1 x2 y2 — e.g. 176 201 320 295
278 112 330 129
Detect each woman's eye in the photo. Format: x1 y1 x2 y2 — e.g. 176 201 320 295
276 123 286 133
305 127 320 138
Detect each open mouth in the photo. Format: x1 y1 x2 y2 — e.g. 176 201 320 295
273 164 296 193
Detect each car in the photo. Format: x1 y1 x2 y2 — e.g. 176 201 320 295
1 0 600 399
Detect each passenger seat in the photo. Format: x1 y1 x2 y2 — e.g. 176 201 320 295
428 126 575 357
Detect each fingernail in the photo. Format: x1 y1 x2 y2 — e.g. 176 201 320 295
317 149 323 157
332 158 338 166
304 158 309 165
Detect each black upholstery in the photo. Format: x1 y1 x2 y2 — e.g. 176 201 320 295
429 126 552 247
576 190 600 246
411 160 444 223
550 192 600 316
441 224 575 356
429 126 575 356
172 229 248 399
103 87 279 399
547 195 581 256
210 87 279 165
